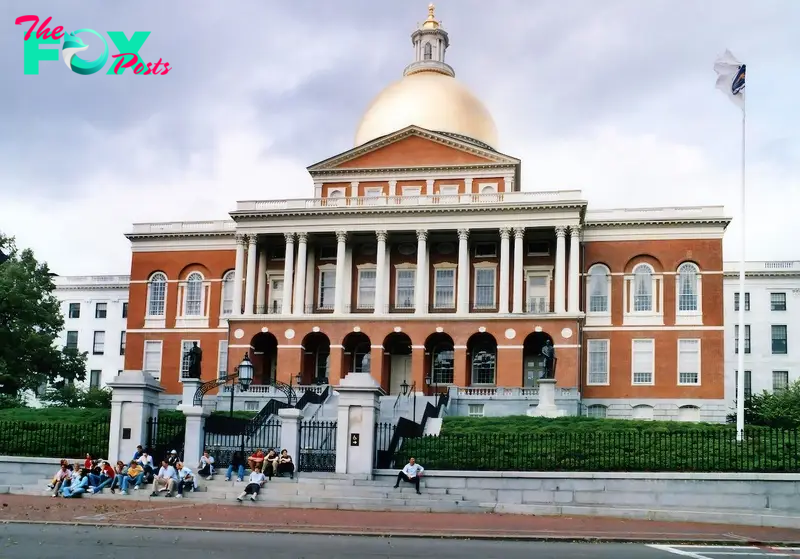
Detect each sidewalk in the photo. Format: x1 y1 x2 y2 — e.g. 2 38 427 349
0 495 799 544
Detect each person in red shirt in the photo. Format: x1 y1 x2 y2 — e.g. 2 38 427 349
84 454 93 469
88 460 116 494
247 449 265 472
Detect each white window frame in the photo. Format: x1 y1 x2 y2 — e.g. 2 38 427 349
677 339 701 386
145 272 168 328
95 302 108 319
219 270 235 323
394 265 416 309
217 340 228 379
677 405 701 422
586 404 607 418
675 262 703 326
524 266 552 314
317 264 336 310
143 340 163 380
632 404 654 420
432 264 457 309
586 264 611 326
773 370 789 392
586 339 610 386
179 339 201 382
467 404 485 417
438 184 459 196
92 331 105 355
356 265 377 310
327 188 345 206
473 263 497 310
176 272 209 328
266 273 284 314
402 186 421 197
623 263 664 326
631 339 655 386
478 182 497 195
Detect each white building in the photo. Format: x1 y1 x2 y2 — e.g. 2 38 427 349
724 260 800 408
53 275 130 389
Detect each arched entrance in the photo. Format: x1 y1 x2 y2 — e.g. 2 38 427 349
467 333 497 386
522 331 554 387
300 332 330 385
342 332 371 374
250 332 278 385
425 332 454 394
383 332 412 395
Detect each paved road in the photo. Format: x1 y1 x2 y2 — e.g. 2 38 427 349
0 523 743 559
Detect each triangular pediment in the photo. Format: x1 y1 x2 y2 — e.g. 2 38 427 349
307 126 519 172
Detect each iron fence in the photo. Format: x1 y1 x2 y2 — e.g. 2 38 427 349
146 416 186 464
205 419 281 467
397 428 800 473
298 420 337 472
0 421 109 459
374 422 396 468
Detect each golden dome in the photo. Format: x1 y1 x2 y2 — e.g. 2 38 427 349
354 71 499 149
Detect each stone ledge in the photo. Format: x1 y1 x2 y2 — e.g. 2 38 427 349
373 469 800 481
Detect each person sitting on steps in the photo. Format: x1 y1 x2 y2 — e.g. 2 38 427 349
263 448 278 479
275 449 294 479
226 450 246 482
247 448 265 472
197 450 215 480
237 466 266 502
394 457 424 494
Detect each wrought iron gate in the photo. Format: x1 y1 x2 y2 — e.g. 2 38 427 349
146 416 185 463
298 420 337 472
203 415 281 468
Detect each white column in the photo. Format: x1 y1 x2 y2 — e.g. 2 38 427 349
293 233 308 315
415 230 428 315
457 229 470 314
278 408 303 464
244 235 258 315
374 231 388 315
503 175 514 192
513 227 524 313
334 372 383 474
255 245 267 313
499 227 511 314
554 226 567 314
232 234 246 316
282 233 295 315
106 371 163 464
334 231 348 314
568 225 581 313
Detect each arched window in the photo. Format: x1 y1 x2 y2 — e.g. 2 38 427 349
184 272 204 316
481 185 496 194
633 264 653 312
587 264 609 313
221 270 235 316
423 42 432 60
432 343 454 384
677 405 701 422
471 343 496 385
352 342 371 374
632 404 654 420
146 272 167 317
677 263 699 312
587 404 607 418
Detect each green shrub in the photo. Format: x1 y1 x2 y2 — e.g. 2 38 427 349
727 381 800 429
441 415 728 435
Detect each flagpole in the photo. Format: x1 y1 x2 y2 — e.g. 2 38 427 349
735 93 746 443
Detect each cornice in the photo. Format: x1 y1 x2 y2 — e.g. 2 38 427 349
126 231 235 241
310 164 516 180
723 271 800 279
585 218 731 228
56 284 129 291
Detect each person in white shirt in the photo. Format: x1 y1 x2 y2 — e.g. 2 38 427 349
176 462 195 497
237 466 266 502
151 460 178 497
394 457 424 494
197 450 215 480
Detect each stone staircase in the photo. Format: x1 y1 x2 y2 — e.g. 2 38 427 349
5 472 493 513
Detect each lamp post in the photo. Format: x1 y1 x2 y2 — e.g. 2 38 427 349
229 352 254 417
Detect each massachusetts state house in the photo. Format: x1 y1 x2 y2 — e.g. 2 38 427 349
124 5 730 422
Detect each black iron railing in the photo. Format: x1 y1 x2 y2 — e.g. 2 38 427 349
397 428 800 473
0 421 109 459
207 419 281 467
146 416 186 463
298 420 337 472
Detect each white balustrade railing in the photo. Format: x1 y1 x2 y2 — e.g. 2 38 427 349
456 386 579 399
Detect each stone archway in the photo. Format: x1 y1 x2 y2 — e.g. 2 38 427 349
342 332 372 375
250 332 278 385
522 331 554 387
466 333 497 386
300 332 330 385
424 332 455 395
383 332 412 395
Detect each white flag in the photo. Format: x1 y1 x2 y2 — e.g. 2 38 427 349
714 50 746 110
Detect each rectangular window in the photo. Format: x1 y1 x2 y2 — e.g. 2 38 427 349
772 325 788 354
773 370 789 392
526 241 550 256
318 245 336 260
66 331 79 350
395 269 415 309
180 340 200 378
734 324 751 354
122 302 128 318
527 274 549 313
244 401 260 412
473 242 497 257
318 270 336 309
95 302 107 319
467 404 485 417
734 292 750 311
433 268 456 309
678 339 701 385
89 370 101 389
474 268 496 309
68 303 80 319
587 339 609 385
119 331 126 356
735 370 752 399
631 339 654 385
217 341 228 379
143 341 163 379
771 292 787 311
269 244 286 261
92 331 105 355
357 269 376 310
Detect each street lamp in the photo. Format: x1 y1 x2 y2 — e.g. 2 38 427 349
294 372 303 387
400 379 410 396
229 352 254 417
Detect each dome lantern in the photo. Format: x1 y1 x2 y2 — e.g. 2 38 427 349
404 3 454 78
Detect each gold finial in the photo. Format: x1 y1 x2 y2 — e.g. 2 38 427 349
422 3 439 29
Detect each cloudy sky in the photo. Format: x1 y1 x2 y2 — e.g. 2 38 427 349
2 0 797 275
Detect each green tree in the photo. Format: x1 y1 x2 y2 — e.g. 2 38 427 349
0 234 87 395
41 385 111 408
727 380 800 429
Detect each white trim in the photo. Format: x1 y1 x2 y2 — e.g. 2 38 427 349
585 263 611 327
553 344 580 349
178 339 200 383
356 267 377 310
402 186 422 197
317 265 336 309
623 263 664 326
433 266 457 309
363 186 384 197
277 344 304 349
477 182 497 194
677 338 701 386
142 340 163 380
394 266 416 310
219 269 235 325
217 340 229 379
631 338 655 386
581 226 726 242
586 339 610 386
432 261 458 268
394 262 417 270
228 344 255 349
496 345 524 349
266 272 285 314
584 325 723 331
473 264 497 310
176 271 210 328
127 328 228 333
145 271 168 328
525 268 552 314
675 262 703 326
438 184 459 196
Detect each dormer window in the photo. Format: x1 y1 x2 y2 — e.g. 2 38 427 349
423 42 432 60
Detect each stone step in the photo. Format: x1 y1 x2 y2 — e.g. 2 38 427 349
216 487 454 501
